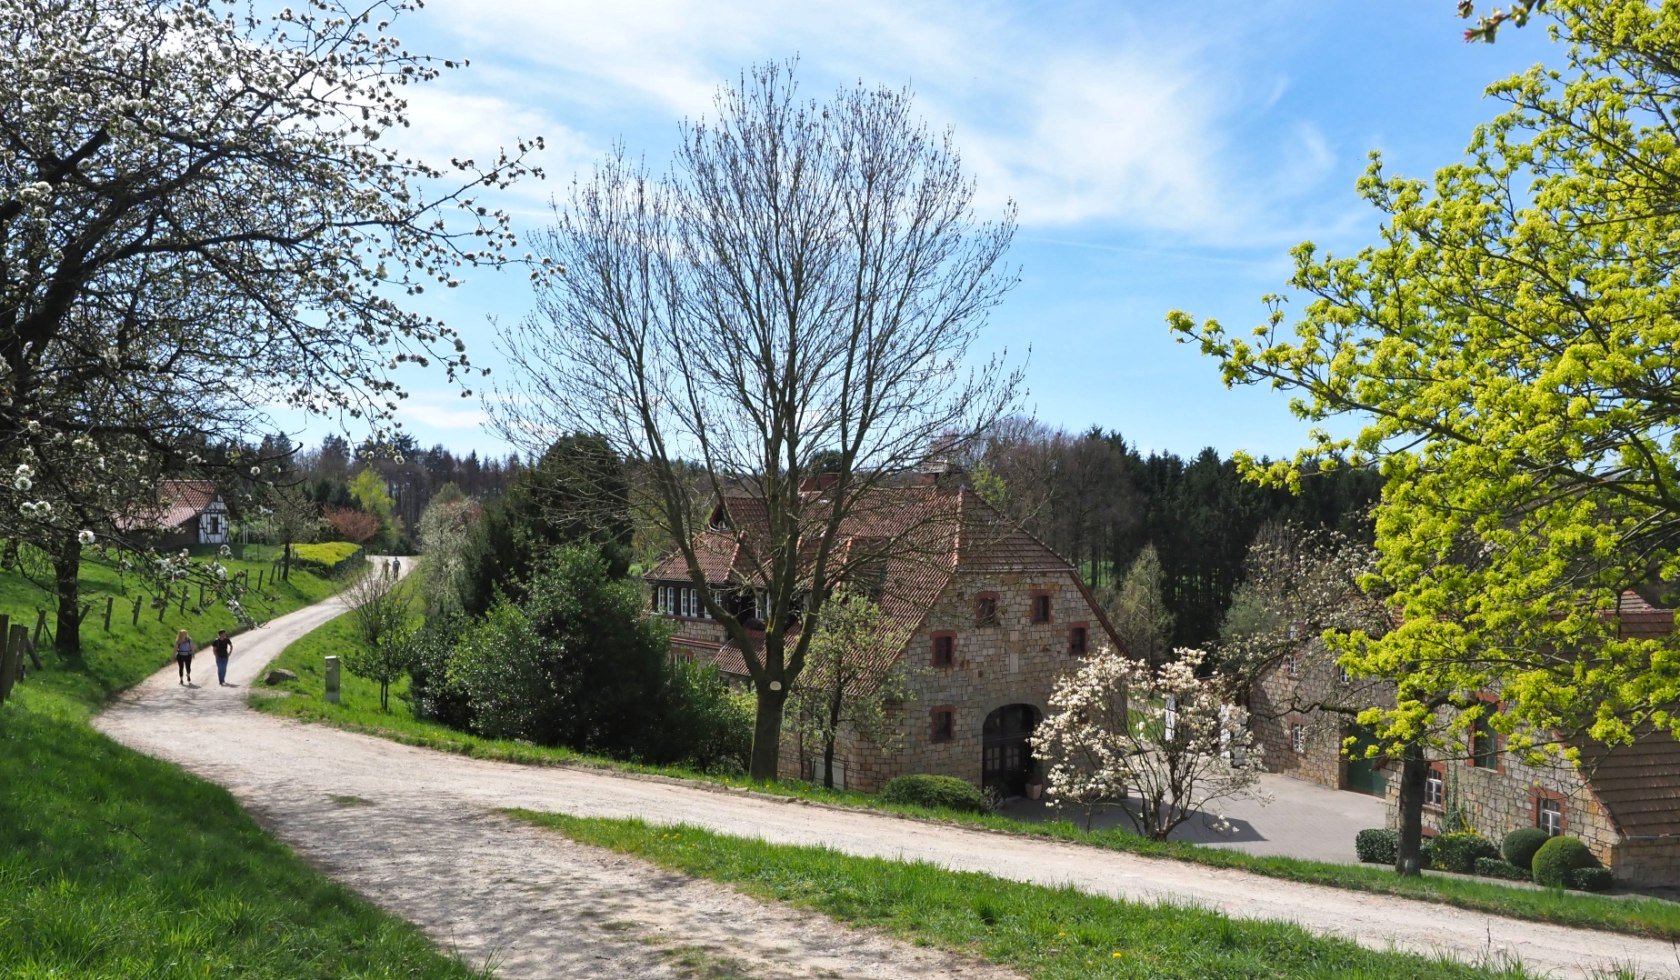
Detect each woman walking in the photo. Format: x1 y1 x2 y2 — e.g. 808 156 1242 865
174 629 196 685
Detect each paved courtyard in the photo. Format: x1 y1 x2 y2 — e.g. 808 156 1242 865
998 772 1387 864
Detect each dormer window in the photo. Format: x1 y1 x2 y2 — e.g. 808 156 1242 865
708 506 732 532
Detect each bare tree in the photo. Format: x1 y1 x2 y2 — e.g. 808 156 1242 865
492 61 1021 779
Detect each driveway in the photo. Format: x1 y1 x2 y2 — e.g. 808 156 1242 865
93 582 1679 979
999 773 1387 864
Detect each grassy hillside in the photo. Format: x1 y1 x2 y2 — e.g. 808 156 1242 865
0 551 477 977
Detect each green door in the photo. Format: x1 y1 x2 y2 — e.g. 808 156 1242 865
1343 726 1388 797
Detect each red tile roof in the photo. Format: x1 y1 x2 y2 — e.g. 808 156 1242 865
1580 724 1680 838
114 480 221 533
648 483 1123 684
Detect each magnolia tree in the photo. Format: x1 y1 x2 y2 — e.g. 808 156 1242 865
1031 646 1266 837
0 0 538 651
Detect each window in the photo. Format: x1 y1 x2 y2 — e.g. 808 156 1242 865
1068 624 1088 656
1285 652 1297 677
1029 592 1052 624
1336 665 1351 685
930 633 955 668
1469 703 1500 769
1290 724 1306 754
974 593 999 626
1425 765 1446 809
1537 796 1564 837
930 707 955 743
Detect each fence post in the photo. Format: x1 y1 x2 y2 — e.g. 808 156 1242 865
197 584 205 609
103 596 114 632
0 614 13 706
324 655 341 705
157 590 167 621
16 623 38 670
132 596 142 626
178 590 186 615
32 609 46 647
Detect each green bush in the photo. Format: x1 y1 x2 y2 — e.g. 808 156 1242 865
657 658 753 774
880 775 987 813
1502 826 1550 871
289 542 366 578
1431 832 1500 874
1532 836 1598 887
1570 866 1615 892
1473 857 1530 881
1354 828 1398 864
1419 837 1437 869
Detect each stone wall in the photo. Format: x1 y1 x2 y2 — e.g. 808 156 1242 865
1612 838 1680 888
1384 748 1620 866
788 567 1104 794
1249 640 1393 792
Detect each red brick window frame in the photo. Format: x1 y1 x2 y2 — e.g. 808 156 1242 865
1534 788 1568 837
974 592 1000 627
930 706 956 743
1029 589 1053 624
1424 762 1447 811
1067 622 1089 656
930 632 956 668
1468 696 1503 771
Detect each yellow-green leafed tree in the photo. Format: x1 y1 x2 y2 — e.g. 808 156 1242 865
1170 1 1680 873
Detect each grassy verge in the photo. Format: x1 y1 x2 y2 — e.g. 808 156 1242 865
253 604 1680 945
0 554 477 977
511 812 1532 980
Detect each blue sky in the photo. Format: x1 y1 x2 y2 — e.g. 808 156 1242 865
325 1 1559 462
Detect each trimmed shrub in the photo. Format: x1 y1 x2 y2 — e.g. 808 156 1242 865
1532 836 1598 887
1419 837 1437 869
1431 832 1500 874
880 775 987 813
1502 826 1550 871
1570 866 1615 892
288 541 366 578
1354 828 1398 864
1473 857 1530 881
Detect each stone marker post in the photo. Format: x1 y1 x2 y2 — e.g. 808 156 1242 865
324 655 341 705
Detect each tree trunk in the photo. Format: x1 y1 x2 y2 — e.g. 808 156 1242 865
53 536 82 656
1394 741 1427 876
822 679 844 789
282 538 293 581
748 679 788 781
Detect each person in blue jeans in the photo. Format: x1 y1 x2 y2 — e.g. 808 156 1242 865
211 629 233 686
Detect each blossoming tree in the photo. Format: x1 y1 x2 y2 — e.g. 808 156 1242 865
1031 646 1266 837
0 0 538 651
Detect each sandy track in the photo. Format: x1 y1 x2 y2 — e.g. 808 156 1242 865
95 574 1678 979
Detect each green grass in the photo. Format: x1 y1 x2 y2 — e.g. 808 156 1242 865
0 553 478 978
252 596 1680 946
511 812 1533 980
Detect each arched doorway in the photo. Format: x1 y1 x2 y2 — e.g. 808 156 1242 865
982 703 1040 797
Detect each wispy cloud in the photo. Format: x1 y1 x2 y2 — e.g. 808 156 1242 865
411 0 1343 246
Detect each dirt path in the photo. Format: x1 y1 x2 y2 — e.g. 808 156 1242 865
95 575 1679 979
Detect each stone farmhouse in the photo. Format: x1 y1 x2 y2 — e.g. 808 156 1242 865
114 480 232 549
646 468 1123 795
1252 591 1680 886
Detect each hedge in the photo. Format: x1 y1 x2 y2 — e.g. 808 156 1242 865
1570 866 1615 892
1473 857 1530 881
1431 832 1499 874
1354 829 1397 865
880 774 987 813
1502 827 1550 871
288 542 366 578
1532 836 1598 888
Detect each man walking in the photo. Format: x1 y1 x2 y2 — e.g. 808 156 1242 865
211 629 234 687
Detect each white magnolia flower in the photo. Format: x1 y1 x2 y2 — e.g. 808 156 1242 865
77 529 95 545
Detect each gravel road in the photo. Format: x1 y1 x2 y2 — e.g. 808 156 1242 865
94 573 1680 979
